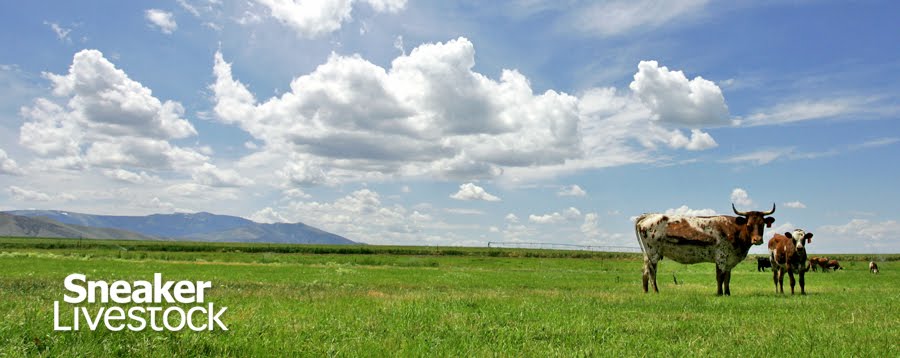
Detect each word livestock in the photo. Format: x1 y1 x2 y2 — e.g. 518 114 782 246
54 273 228 332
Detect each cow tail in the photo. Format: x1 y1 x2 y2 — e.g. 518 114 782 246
634 214 648 258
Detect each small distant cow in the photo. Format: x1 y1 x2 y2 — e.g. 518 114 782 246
757 257 772 272
869 261 879 274
826 259 843 271
768 229 813 295
814 257 830 272
808 257 818 272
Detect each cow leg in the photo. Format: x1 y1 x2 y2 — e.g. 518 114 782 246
772 268 778 293
715 266 723 295
649 260 659 293
777 267 784 293
642 253 660 293
799 271 806 295
642 269 649 293
723 270 732 296
788 270 796 295
641 254 649 292
715 265 732 296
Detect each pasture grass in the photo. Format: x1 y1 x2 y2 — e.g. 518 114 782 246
0 237 897 357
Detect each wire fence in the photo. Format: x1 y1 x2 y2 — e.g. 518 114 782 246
487 241 642 253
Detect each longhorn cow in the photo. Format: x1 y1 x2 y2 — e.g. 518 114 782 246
635 203 776 295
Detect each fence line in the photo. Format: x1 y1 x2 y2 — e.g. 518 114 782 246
487 241 641 253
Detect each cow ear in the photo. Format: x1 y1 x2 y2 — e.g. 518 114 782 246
784 232 793 238
735 216 747 225
765 217 775 228
804 232 814 243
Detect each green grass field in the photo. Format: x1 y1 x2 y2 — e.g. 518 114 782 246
1 237 897 357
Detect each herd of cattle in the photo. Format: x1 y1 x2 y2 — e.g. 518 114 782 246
635 203 882 296
756 256 846 272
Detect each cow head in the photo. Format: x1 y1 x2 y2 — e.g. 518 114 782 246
784 229 813 250
732 203 776 245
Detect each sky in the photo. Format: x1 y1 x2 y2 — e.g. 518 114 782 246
1 0 898 254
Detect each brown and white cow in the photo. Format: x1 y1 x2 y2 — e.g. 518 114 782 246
635 203 776 295
768 229 813 295
827 259 843 271
870 261 879 274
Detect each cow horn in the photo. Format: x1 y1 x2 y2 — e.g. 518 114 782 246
762 203 776 216
732 203 748 216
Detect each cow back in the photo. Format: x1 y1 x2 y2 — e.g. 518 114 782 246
768 234 794 264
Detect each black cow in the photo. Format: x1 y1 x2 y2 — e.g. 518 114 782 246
757 256 772 272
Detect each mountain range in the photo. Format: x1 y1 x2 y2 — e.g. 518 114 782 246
0 210 357 245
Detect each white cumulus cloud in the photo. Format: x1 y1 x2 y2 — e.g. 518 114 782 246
277 161 328 187
266 188 462 245
251 206 288 223
630 60 729 127
816 219 900 252
581 212 601 237
255 0 407 39
675 129 718 151
7 186 73 202
664 205 717 216
362 0 406 12
730 188 753 207
19 49 205 171
283 188 312 199
819 219 900 241
143 197 177 213
39 49 197 138
103 168 159 184
0 149 24 176
145 9 177 34
211 39 728 186
529 207 581 224
212 37 582 182
784 201 807 209
450 183 501 202
557 184 587 197
256 0 352 38
192 163 254 187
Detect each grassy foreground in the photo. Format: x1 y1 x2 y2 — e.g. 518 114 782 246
0 238 897 357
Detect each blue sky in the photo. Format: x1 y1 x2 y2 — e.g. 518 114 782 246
1 0 898 253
